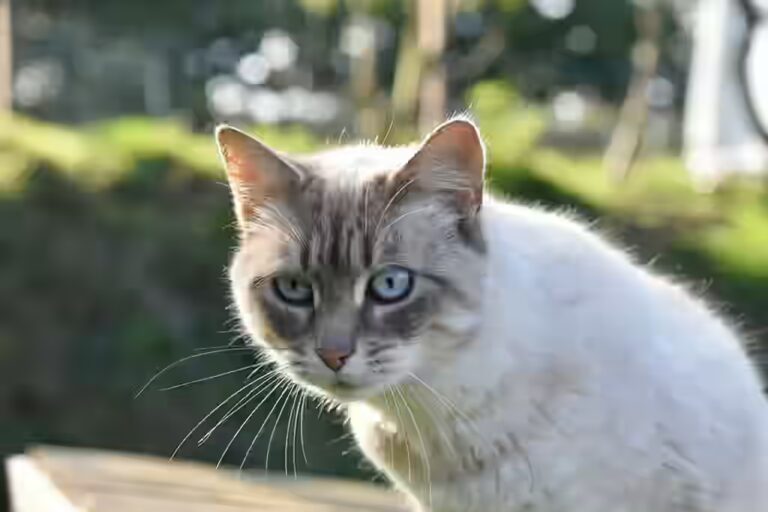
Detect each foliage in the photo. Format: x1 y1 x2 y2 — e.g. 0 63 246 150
466 80 547 166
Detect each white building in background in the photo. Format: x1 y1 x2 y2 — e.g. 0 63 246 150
684 0 768 188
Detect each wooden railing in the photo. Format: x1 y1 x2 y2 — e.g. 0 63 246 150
5 446 407 511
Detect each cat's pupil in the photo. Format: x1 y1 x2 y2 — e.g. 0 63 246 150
386 277 394 289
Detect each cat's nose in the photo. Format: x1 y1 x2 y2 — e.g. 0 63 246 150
316 347 351 372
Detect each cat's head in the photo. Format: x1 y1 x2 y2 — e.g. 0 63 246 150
218 119 488 402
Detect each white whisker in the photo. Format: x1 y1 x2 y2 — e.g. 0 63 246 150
376 206 432 244
260 381 296 473
171 380 255 461
217 374 288 469
134 347 254 398
388 386 412 483
283 386 301 477
408 372 535 491
198 370 281 446
374 177 416 236
410 385 458 460
394 385 432 507
299 392 309 465
159 363 261 392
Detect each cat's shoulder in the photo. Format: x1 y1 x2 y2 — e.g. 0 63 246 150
482 195 601 244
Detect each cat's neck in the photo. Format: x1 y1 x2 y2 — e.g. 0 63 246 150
351 363 543 490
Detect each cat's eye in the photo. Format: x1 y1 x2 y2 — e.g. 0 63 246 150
368 266 414 304
273 275 314 306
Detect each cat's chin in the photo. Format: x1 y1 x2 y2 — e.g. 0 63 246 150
322 382 383 402
300 378 390 403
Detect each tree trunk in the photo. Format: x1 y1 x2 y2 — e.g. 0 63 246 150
0 0 12 112
604 3 662 181
391 11 421 131
417 0 447 135
349 14 381 139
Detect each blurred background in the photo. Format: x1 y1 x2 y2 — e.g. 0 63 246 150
1 0 767 509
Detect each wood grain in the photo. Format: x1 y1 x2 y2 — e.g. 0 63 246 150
5 446 408 511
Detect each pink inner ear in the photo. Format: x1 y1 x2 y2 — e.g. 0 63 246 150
219 144 264 223
226 153 266 192
217 127 298 227
407 120 485 209
429 121 485 179
388 120 486 216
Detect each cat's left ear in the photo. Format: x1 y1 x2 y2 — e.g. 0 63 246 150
215 125 302 229
394 118 486 214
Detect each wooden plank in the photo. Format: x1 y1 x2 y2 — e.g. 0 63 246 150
5 446 407 512
6 455 80 512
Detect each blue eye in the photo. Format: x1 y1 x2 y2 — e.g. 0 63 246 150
273 275 314 306
368 266 414 304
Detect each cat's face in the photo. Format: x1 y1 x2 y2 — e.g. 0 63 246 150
219 120 487 402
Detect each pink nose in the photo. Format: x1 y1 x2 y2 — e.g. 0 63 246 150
316 348 350 371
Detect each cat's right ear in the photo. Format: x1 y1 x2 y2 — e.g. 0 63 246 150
215 125 302 229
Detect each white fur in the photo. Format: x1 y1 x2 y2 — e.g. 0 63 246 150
348 198 768 512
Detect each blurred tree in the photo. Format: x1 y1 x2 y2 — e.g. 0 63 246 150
390 0 420 135
0 0 11 111
416 0 447 134
604 0 663 180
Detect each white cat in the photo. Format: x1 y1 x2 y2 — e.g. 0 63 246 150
216 118 768 511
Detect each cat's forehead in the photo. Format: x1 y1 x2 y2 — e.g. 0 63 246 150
295 144 417 183
242 144 448 277
294 171 398 273
259 154 432 274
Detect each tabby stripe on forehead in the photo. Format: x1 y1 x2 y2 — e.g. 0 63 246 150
362 178 387 266
341 224 353 270
327 208 341 268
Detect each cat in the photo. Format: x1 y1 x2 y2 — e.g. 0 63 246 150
215 118 768 512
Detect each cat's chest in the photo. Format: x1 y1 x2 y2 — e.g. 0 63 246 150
348 400 543 492
348 400 716 512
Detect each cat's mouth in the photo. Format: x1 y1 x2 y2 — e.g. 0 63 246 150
326 378 372 401
294 367 391 402
312 375 385 402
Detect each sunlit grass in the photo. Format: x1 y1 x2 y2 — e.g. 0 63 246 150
504 150 768 280
0 115 322 191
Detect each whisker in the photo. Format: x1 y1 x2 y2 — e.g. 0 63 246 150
374 177 416 236
394 385 432 507
245 360 277 381
388 386 412 483
283 386 298 477
198 370 281 446
298 392 309 465
134 347 254 398
382 391 394 469
376 206 432 244
284 387 301 478
192 344 247 352
159 363 262 392
410 385 458 460
381 115 396 146
363 181 371 239
170 380 256 461
255 381 296 473
217 375 287 468
408 372 535 491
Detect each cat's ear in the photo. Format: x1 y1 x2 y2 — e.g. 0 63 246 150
394 118 486 214
215 125 302 228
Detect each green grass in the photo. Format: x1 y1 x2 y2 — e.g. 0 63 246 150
0 114 321 191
